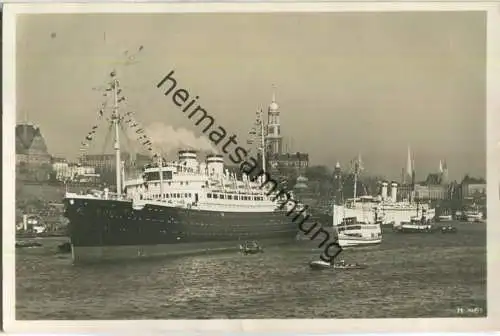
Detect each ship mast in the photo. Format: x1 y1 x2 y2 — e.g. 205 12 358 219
246 108 266 173
353 154 361 199
112 77 122 195
353 170 358 200
158 154 163 199
259 108 266 174
76 45 150 197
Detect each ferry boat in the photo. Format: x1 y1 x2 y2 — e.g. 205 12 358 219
335 216 382 248
63 69 298 264
332 156 382 248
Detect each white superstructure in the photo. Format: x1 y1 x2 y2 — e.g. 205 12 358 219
332 193 435 227
121 150 293 213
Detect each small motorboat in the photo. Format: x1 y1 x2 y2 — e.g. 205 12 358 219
57 242 72 253
239 240 264 255
15 241 42 249
441 225 457 233
309 260 331 270
333 260 367 270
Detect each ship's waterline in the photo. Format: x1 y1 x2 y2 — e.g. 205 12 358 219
64 195 299 264
338 239 382 248
70 238 295 264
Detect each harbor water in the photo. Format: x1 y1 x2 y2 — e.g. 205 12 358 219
16 222 486 319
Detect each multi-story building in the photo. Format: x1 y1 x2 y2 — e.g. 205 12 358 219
405 160 452 201
79 152 151 184
462 183 486 197
79 153 126 171
268 152 309 177
80 152 151 171
414 184 450 201
459 176 486 201
51 158 99 183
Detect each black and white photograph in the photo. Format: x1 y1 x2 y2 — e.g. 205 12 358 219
3 2 500 333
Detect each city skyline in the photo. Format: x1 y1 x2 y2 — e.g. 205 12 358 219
16 12 486 180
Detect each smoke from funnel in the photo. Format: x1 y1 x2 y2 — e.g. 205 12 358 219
143 122 218 156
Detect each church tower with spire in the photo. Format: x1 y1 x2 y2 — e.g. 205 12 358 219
266 86 283 156
258 84 309 180
439 160 449 184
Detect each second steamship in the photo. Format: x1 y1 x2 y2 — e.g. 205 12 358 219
332 154 435 228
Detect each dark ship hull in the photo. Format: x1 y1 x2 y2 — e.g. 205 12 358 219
64 196 298 264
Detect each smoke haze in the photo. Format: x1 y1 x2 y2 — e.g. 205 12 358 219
144 122 218 156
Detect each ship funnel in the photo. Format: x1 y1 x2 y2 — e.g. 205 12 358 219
381 182 388 200
391 182 398 203
22 214 28 231
178 150 198 171
206 154 224 177
199 162 207 175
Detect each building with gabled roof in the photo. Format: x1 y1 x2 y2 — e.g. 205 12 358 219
16 123 52 166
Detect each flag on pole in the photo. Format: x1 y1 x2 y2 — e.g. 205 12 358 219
351 154 363 174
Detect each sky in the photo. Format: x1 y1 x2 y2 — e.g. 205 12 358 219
16 12 486 180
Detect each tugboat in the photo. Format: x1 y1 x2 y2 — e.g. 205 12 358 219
239 240 264 255
394 215 435 233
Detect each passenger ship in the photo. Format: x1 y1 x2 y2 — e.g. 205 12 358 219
332 152 435 227
332 185 435 227
63 71 297 264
